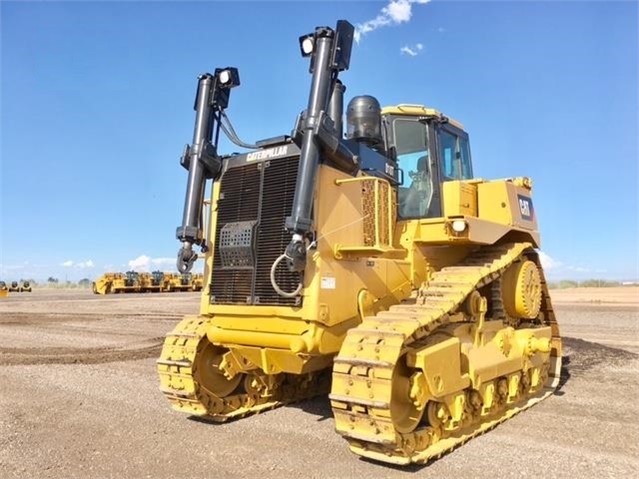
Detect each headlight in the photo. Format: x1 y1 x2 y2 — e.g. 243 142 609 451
299 34 315 57
214 67 240 88
451 220 467 233
218 69 231 85
302 37 314 55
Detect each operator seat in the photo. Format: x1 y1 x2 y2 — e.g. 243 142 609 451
400 155 433 217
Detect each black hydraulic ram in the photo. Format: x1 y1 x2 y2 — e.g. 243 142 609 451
176 68 240 273
283 20 358 272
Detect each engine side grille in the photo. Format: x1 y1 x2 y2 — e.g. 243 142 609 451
210 156 301 306
255 158 301 306
211 162 261 303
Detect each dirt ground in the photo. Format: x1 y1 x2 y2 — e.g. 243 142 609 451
0 287 637 478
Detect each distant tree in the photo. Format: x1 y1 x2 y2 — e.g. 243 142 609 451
78 278 92 287
47 277 59 284
580 279 621 288
558 280 578 289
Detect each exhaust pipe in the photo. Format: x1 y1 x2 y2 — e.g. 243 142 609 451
328 80 345 139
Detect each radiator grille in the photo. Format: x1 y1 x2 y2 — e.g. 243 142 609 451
210 156 301 306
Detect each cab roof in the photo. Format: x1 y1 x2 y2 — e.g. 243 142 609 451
381 104 465 131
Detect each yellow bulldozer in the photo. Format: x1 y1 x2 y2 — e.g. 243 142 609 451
93 273 122 294
157 20 561 465
140 271 167 292
165 272 203 292
93 271 201 294
93 271 141 294
0 281 8 298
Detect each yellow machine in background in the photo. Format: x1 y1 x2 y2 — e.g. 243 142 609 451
93 273 123 294
140 271 167 292
2 280 33 294
165 273 203 292
158 20 561 465
92 271 142 294
191 274 204 292
93 271 203 294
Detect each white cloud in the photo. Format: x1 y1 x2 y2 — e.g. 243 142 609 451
538 253 609 277
538 251 562 270
151 257 174 266
0 263 26 271
128 255 151 271
400 43 424 56
128 255 175 272
355 0 431 42
568 266 590 273
61 259 94 269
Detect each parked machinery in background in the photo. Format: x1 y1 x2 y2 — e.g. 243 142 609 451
191 273 203 292
1 280 32 294
165 273 203 292
92 271 202 294
93 273 122 294
140 271 167 292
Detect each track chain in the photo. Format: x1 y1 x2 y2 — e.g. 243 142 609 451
157 317 330 421
329 242 561 464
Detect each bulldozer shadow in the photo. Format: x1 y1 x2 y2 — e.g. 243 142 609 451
558 336 638 394
289 394 333 421
555 354 571 395
185 394 334 426
359 457 425 471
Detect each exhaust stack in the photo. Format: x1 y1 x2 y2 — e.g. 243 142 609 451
328 80 346 139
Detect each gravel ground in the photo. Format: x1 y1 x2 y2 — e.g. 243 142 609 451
0 288 637 478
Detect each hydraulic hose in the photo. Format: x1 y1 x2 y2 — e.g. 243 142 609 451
270 254 303 298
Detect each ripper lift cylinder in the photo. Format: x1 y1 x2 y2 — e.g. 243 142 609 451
283 22 355 273
176 68 238 273
179 75 214 243
285 30 336 235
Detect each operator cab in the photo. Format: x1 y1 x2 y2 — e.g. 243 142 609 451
382 105 473 219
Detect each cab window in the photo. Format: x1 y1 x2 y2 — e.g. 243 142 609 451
392 119 435 218
439 130 472 180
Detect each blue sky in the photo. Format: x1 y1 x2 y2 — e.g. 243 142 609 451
1 0 637 282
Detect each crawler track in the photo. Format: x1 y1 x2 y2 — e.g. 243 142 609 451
329 242 561 464
157 317 330 420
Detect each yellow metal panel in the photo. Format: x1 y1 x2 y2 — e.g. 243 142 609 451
442 181 478 217
477 181 513 225
381 104 465 130
408 336 470 398
477 179 538 232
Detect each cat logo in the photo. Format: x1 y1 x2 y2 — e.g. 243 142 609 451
246 146 289 162
517 194 534 221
